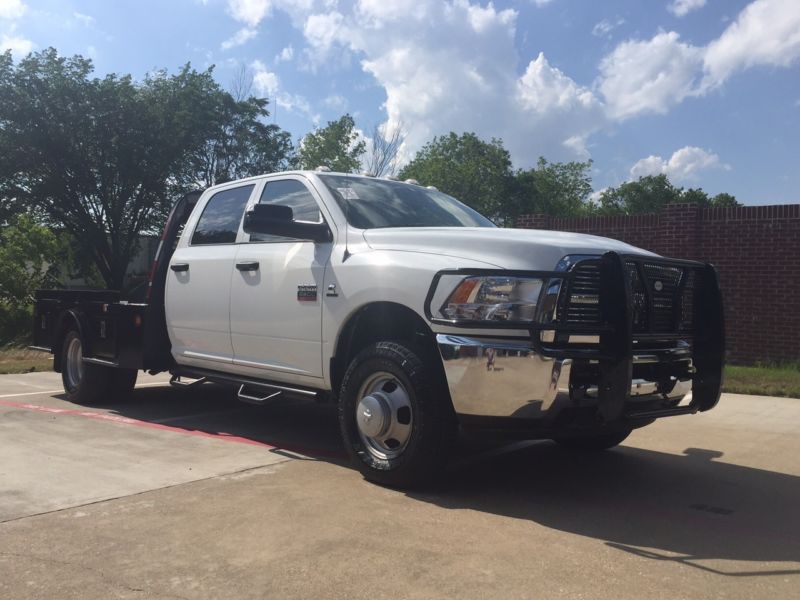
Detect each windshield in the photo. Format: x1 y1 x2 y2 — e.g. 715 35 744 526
318 175 495 229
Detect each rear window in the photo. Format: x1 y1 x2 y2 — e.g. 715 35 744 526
191 185 254 245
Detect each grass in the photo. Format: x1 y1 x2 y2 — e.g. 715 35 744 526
723 363 800 399
0 346 797 398
0 346 53 375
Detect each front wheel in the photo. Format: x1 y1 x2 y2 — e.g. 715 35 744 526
338 341 455 488
553 430 632 451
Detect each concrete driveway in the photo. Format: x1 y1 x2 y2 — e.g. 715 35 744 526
1 371 798 599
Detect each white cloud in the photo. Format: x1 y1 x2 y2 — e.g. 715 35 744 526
292 0 601 165
219 0 800 170
0 32 33 55
0 0 26 20
532 0 554 6
597 1 800 120
667 0 706 18
323 93 347 110
72 11 95 26
303 11 346 58
592 17 624 37
703 0 800 88
221 27 257 50
630 146 728 182
275 45 294 62
598 31 703 120
251 56 319 123
251 59 279 96
227 0 272 27
516 53 604 158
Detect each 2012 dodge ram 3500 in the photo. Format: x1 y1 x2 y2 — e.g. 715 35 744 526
33 170 724 487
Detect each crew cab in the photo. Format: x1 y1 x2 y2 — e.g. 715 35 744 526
32 170 724 487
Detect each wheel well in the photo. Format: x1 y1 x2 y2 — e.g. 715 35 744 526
331 302 444 397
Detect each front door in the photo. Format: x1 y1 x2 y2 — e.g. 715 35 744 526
229 177 333 380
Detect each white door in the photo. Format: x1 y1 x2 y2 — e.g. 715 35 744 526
229 177 332 379
166 183 256 368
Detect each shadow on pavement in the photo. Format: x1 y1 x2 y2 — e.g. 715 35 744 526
102 382 347 461
413 443 800 577
94 383 800 577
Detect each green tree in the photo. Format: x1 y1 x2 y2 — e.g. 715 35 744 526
296 114 365 173
512 158 594 220
0 215 60 306
680 187 710 206
598 174 682 215
0 49 294 289
194 93 294 186
710 192 740 208
399 132 513 221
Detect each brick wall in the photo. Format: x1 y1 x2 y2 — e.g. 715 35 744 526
517 204 800 364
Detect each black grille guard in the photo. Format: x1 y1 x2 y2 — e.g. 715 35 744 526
424 251 725 417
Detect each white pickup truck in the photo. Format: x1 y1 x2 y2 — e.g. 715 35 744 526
33 170 725 487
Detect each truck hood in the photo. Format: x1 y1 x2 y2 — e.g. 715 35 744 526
362 227 657 270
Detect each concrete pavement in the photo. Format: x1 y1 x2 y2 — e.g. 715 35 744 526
1 371 798 599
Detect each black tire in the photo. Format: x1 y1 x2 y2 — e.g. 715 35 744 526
554 429 632 451
60 329 110 405
338 341 455 488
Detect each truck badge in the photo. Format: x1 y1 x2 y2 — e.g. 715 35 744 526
297 285 318 302
654 280 664 292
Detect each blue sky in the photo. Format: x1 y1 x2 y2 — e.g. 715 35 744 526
2 0 799 205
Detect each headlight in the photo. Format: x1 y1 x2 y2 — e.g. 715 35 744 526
439 276 543 323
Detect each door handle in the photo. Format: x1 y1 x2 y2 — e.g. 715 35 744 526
236 261 260 272
170 263 189 272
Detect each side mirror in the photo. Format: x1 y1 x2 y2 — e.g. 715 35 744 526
243 204 332 243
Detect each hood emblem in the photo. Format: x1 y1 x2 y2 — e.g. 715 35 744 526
653 280 664 292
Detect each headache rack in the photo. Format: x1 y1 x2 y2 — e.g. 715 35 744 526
425 251 725 420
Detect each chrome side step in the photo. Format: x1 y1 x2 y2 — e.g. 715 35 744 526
169 375 208 388
237 385 283 404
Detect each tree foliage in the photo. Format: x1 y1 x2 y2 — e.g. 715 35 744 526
194 76 294 186
296 114 365 173
399 132 513 221
0 48 293 289
710 192 739 208
513 158 595 220
0 215 60 306
598 175 741 215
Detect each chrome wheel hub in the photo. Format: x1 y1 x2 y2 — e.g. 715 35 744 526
65 336 84 390
355 372 413 461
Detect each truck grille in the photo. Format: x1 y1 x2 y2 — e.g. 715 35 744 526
558 258 698 336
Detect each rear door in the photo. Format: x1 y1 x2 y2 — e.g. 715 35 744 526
166 184 255 368
229 176 333 380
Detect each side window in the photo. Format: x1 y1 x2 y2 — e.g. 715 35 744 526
250 179 322 243
191 185 254 245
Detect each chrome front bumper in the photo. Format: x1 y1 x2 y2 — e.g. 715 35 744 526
436 334 692 420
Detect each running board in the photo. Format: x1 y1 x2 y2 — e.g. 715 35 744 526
171 366 321 402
